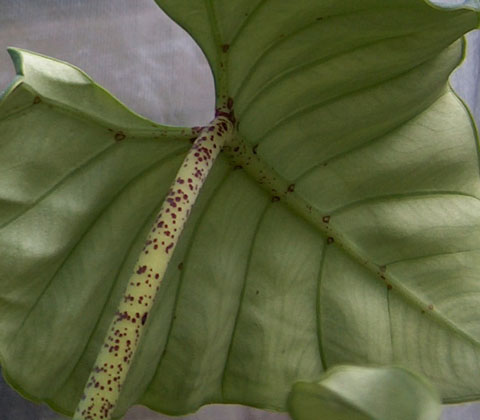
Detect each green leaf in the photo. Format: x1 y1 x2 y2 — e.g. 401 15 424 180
288 365 442 420
1 1 480 418
426 0 480 13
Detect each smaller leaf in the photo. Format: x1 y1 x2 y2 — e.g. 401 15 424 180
288 365 442 420
425 0 480 13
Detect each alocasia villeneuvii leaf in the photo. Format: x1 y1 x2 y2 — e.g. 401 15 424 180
1 0 480 418
288 365 443 420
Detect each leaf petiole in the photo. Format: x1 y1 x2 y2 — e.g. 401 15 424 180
73 113 234 420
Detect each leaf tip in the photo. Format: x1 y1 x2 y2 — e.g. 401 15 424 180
6 47 26 77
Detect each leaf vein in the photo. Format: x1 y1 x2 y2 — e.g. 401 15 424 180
220 199 271 399
12 147 188 350
330 191 480 216
250 45 451 144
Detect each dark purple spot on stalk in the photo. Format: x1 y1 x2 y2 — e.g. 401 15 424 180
157 221 164 228
216 109 236 124
322 215 330 224
115 132 126 141
327 237 334 244
189 137 196 143
116 311 129 321
287 184 295 193
141 312 148 325
227 97 234 109
272 196 280 203
166 243 174 253
33 96 41 104
177 178 185 184
136 265 147 274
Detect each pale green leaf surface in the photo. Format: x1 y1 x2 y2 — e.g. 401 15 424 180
288 365 442 420
1 1 480 419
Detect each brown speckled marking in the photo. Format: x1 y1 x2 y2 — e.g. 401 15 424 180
74 114 234 420
114 131 126 142
33 96 41 104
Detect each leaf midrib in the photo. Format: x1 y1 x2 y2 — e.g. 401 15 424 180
19 81 194 139
225 132 480 354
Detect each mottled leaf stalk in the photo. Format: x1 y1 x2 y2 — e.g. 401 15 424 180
74 113 234 420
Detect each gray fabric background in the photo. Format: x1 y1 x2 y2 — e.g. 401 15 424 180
0 1 479 419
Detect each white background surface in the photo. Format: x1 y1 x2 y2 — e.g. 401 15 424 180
0 1 480 419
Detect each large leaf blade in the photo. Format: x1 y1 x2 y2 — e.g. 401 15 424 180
0 48 205 416
2 0 480 418
153 0 480 408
